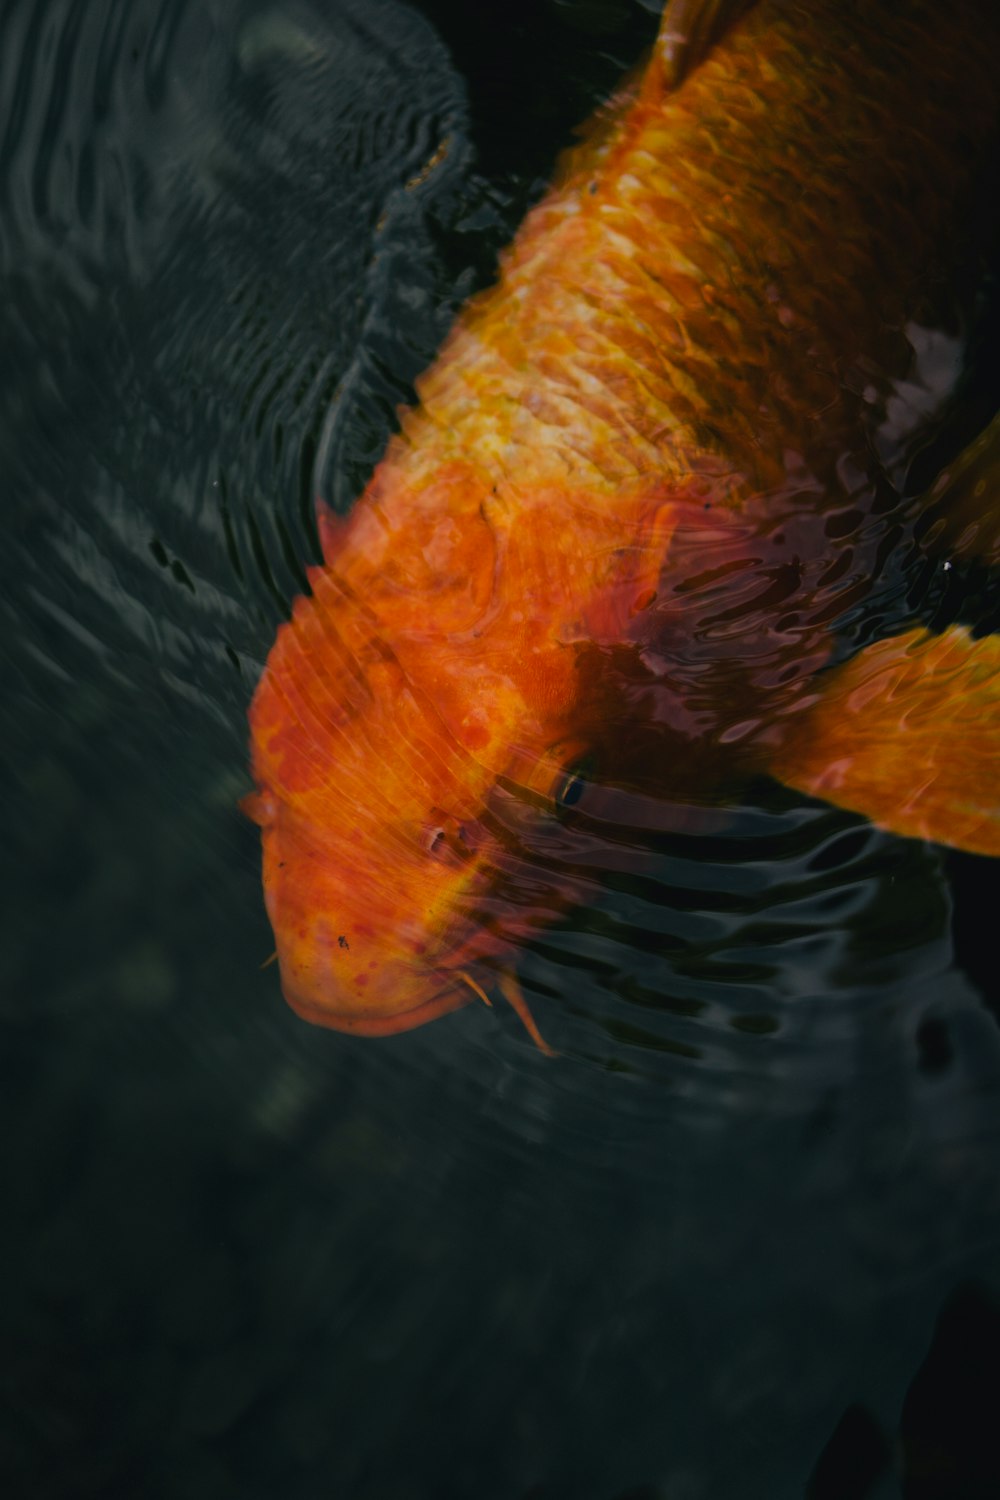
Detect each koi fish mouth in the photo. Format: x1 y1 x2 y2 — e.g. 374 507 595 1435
279 942 555 1054
279 970 472 1037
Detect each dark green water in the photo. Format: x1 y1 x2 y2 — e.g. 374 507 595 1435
2 2 999 1496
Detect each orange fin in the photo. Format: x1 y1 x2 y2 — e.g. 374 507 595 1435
771 626 1000 857
915 410 1000 570
496 973 558 1058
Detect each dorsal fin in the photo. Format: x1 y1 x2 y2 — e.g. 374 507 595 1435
646 0 755 95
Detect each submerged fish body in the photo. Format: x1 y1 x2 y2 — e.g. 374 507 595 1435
246 0 1000 1042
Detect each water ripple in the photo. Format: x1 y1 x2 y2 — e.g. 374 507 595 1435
3 7 1000 1492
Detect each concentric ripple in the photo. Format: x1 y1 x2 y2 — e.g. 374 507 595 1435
3 3 1000 1497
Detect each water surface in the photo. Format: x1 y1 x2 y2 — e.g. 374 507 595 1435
3 2 999 1496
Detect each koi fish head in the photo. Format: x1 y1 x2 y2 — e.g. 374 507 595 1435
244 574 516 1037
244 469 682 1044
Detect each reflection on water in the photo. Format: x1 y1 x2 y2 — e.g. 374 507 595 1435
2 1 999 1496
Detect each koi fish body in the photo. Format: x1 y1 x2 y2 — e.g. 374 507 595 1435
246 0 1000 1044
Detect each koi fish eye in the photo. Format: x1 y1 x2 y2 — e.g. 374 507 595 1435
552 752 596 811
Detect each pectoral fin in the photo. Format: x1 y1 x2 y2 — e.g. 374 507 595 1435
770 626 1000 857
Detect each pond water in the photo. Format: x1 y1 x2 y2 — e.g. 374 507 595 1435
3 1 999 1496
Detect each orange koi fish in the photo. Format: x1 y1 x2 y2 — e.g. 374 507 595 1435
244 0 1000 1048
